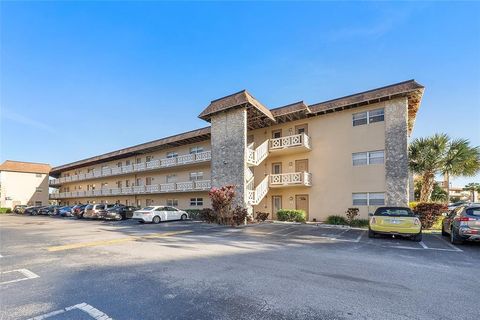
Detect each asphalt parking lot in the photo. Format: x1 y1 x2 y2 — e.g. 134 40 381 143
1 214 479 320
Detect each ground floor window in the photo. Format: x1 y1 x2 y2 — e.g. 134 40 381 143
352 192 385 206
35 201 42 206
146 199 154 206
167 199 179 207
190 198 203 206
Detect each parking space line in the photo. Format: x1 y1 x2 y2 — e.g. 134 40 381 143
27 302 113 320
433 235 463 252
47 230 192 252
419 241 428 249
0 268 39 285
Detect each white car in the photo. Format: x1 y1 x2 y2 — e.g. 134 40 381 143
132 206 189 223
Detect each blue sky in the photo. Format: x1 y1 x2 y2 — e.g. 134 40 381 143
1 1 479 187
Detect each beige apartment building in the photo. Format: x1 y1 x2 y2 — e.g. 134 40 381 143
0 160 51 208
50 80 424 220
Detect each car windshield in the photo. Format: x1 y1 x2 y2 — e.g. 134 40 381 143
466 207 480 216
142 207 155 211
86 205 93 209
374 207 414 217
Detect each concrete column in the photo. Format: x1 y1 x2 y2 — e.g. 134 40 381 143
210 108 247 208
384 97 409 206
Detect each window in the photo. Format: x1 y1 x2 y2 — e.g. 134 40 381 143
35 201 42 206
116 181 122 188
125 180 130 187
166 152 178 158
352 193 368 206
190 146 204 154
146 177 153 185
352 192 385 206
369 108 385 123
36 187 42 192
352 108 384 126
368 151 385 165
117 162 122 167
136 178 142 186
167 199 178 207
352 152 368 166
368 193 385 205
125 160 131 166
166 174 177 183
189 172 204 181
272 130 282 139
146 199 154 206
352 150 384 166
352 112 368 126
272 163 282 174
146 156 153 162
136 158 142 164
190 198 203 206
36 173 42 178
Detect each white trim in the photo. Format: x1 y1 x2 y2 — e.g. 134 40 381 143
0 268 39 285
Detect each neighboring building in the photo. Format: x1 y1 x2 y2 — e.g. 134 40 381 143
49 80 424 220
0 160 51 208
438 181 477 202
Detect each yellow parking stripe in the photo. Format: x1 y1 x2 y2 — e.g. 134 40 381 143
46 230 192 252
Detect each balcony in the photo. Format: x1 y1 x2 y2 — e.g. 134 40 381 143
49 180 211 199
269 172 312 188
50 151 211 186
269 133 311 154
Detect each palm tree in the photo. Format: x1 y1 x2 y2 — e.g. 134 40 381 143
463 182 480 202
409 133 480 202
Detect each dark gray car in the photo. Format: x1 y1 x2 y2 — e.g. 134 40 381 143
442 204 480 244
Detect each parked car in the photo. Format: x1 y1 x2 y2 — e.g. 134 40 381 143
368 206 422 242
442 203 480 244
448 201 468 211
100 205 139 221
83 204 116 219
58 206 74 217
24 206 43 215
72 204 88 218
132 206 189 224
13 205 27 214
39 205 60 215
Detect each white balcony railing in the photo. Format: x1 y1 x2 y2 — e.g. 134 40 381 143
247 176 269 205
269 172 312 187
246 140 269 166
50 151 211 185
49 180 211 199
269 133 311 151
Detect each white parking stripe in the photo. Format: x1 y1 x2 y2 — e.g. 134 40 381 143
433 235 463 252
27 302 113 320
0 268 39 285
419 241 428 249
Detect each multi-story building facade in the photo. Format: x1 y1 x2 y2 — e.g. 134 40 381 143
0 160 51 208
50 80 424 220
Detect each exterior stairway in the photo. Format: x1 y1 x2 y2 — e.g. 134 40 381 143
245 139 270 206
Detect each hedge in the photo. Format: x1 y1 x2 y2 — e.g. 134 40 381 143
277 209 306 222
412 202 448 229
0 207 12 213
325 215 347 225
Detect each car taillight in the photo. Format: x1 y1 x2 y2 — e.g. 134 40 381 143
414 218 420 225
370 217 376 224
456 217 475 222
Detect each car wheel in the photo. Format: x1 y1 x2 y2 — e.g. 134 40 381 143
32 210 38 216
181 214 187 221
441 224 449 236
368 228 375 238
115 214 122 221
411 233 422 242
152 216 161 224
450 228 463 245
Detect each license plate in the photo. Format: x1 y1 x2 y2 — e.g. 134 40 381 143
389 219 400 224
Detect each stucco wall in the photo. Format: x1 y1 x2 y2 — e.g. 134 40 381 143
0 171 49 208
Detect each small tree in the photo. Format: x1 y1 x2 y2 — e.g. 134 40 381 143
463 182 480 202
208 185 236 225
345 208 359 226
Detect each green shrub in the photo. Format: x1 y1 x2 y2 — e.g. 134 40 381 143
412 202 448 229
277 209 306 222
326 215 347 225
198 208 216 223
231 206 249 226
0 208 12 214
255 211 269 222
350 219 369 228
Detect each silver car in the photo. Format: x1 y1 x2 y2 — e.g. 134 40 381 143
442 204 480 244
